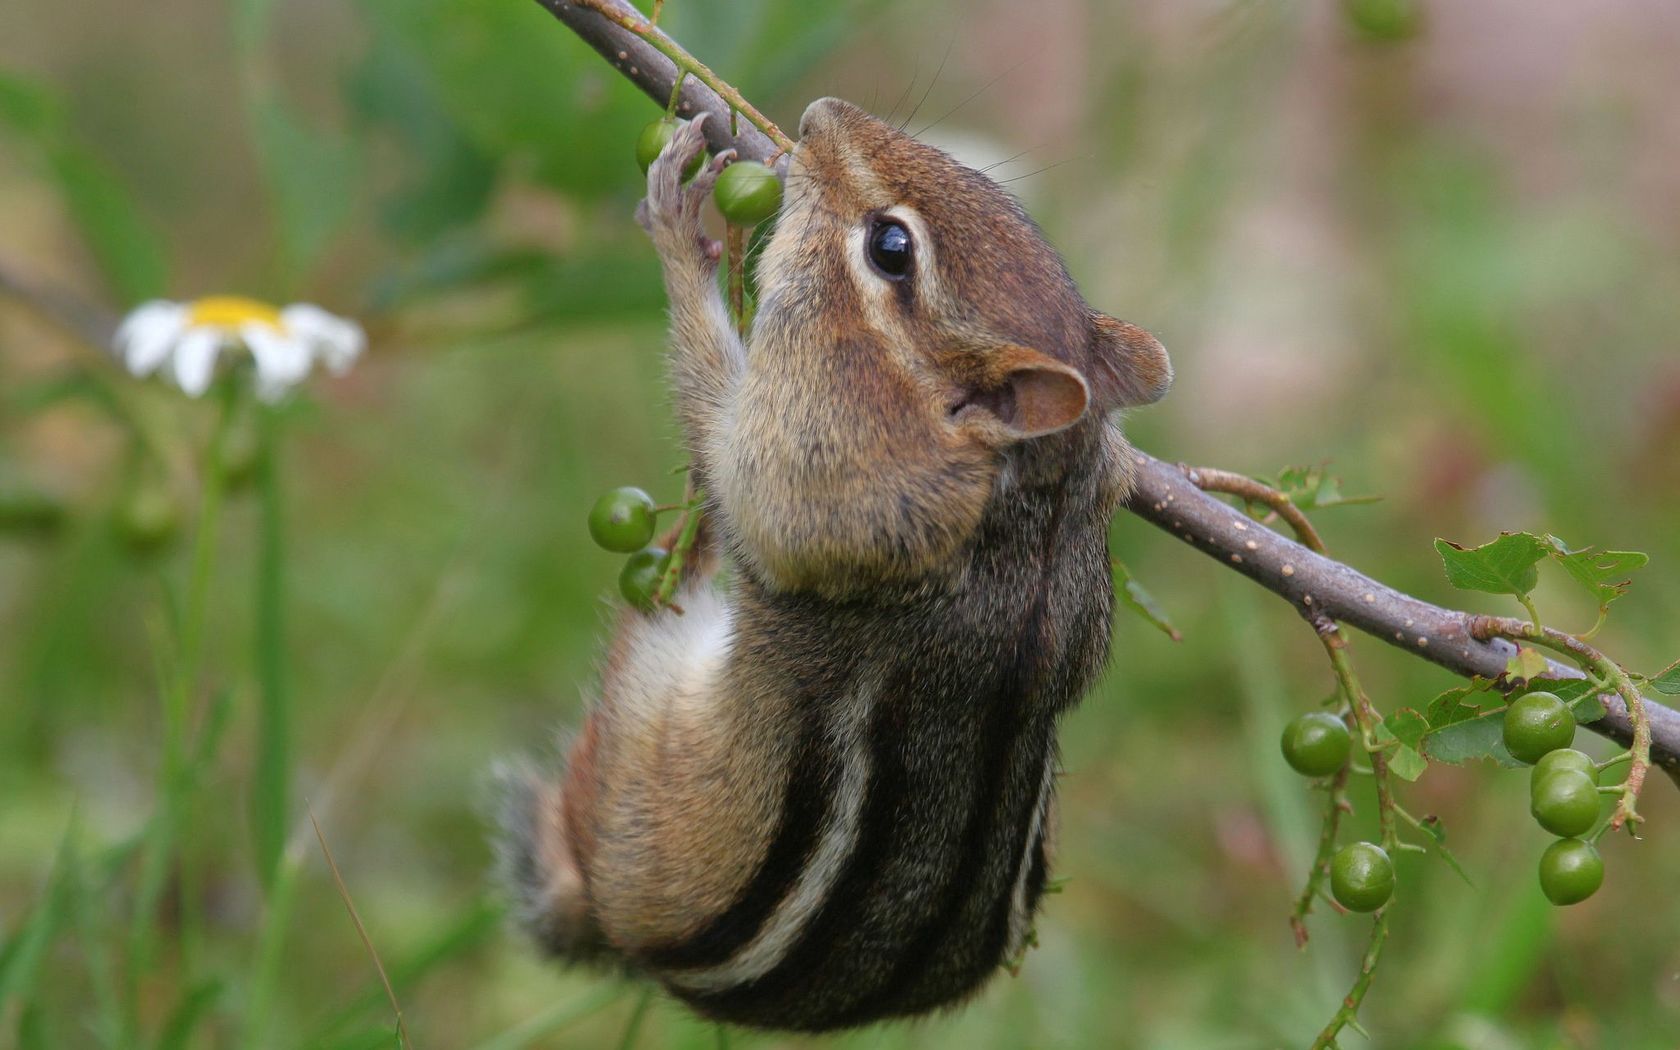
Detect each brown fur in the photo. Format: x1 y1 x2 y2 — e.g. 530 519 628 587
498 98 1171 1031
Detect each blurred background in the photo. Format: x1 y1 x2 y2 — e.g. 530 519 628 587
3 0 1679 1047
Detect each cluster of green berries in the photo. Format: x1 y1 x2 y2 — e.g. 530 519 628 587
1278 687 1608 918
587 486 673 611
1503 691 1605 906
636 118 783 226
1278 712 1396 913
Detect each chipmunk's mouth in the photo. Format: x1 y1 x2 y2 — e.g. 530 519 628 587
777 141 814 216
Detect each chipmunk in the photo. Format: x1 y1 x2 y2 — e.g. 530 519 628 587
499 98 1171 1032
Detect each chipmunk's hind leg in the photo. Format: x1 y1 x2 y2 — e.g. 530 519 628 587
495 756 616 965
497 510 723 966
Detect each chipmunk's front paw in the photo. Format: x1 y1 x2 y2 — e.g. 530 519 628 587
636 113 734 267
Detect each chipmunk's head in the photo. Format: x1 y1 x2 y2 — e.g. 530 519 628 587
726 98 1171 595
765 97 1171 449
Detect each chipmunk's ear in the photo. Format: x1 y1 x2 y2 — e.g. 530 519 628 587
953 344 1091 443
1090 313 1172 409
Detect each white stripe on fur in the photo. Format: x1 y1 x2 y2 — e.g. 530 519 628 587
663 678 876 992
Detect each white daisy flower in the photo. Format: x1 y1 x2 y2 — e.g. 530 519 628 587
113 296 366 403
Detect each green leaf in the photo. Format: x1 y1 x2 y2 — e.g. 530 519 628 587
1544 535 1647 619
156 980 225 1050
1424 680 1496 729
1434 532 1549 598
348 35 496 242
0 484 67 538
48 143 170 302
1561 685 1607 725
0 72 58 136
1422 676 1605 767
230 0 277 58
306 898 502 1046
1268 464 1381 512
356 0 648 201
461 986 621 1050
1389 744 1428 781
1384 708 1428 751
251 97 361 280
1505 645 1547 683
1651 660 1680 697
1519 676 1605 725
1412 815 1475 887
0 71 168 301
0 814 79 1009
1112 561 1182 641
1421 707 1521 767
16 1002 49 1050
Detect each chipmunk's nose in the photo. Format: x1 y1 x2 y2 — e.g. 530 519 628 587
798 97 847 140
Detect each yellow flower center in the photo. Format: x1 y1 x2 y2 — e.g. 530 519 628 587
187 296 285 331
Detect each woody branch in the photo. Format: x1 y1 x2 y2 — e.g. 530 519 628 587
529 0 1680 779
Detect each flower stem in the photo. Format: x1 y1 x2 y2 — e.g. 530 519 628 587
251 404 291 891
125 379 237 1021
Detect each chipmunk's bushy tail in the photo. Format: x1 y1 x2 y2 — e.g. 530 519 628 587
492 757 614 965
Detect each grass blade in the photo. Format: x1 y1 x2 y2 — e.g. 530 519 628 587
0 811 80 1009
310 807 411 1050
460 987 621 1050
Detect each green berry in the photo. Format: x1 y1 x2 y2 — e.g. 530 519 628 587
113 483 180 556
1341 0 1420 40
1280 712 1351 777
1531 748 1598 793
712 160 783 227
1530 769 1600 838
636 119 703 179
618 546 669 611
589 487 657 553
1538 838 1604 906
217 412 262 490
0 486 66 538
1331 842 1395 913
1502 691 1576 764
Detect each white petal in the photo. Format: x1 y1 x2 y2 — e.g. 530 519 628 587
253 372 291 404
242 323 311 397
318 322 366 376
171 328 224 397
113 301 188 377
281 303 365 375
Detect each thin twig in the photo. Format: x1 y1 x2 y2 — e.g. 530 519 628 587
0 256 120 349
1185 465 1325 554
1468 616 1651 831
536 0 792 158
1290 764 1349 949
1310 623 1395 1049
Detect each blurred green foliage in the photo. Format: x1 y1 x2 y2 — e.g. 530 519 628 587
3 1 1680 1048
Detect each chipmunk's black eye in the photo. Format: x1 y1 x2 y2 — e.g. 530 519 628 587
867 218 912 280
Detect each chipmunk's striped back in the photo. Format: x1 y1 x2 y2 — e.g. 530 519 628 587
646 574 1080 1029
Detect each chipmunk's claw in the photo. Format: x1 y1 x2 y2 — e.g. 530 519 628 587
640 113 725 267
